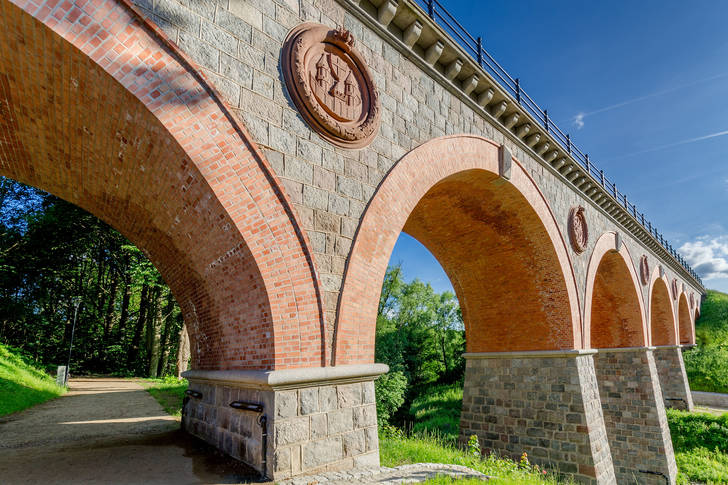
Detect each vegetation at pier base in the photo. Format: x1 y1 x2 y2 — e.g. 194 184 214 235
684 290 728 393
0 178 189 379
0 343 65 416
668 409 728 484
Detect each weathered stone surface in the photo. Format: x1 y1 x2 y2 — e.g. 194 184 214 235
593 349 678 485
302 436 342 470
653 346 694 411
276 390 298 419
460 354 616 485
299 387 319 415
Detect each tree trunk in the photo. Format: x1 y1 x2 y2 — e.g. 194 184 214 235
176 322 190 380
126 283 149 369
147 286 163 378
156 291 176 377
116 274 131 340
100 269 119 362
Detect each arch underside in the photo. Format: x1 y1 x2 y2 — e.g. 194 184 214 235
335 136 580 364
678 294 693 345
0 0 324 369
651 278 676 346
403 170 573 353
589 251 645 348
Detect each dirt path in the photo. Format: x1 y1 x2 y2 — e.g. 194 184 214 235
0 378 261 484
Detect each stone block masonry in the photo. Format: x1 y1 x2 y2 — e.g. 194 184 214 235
459 351 615 484
182 364 386 480
653 346 694 411
593 348 677 485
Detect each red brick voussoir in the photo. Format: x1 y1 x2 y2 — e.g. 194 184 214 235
0 0 325 370
334 135 582 365
583 232 648 349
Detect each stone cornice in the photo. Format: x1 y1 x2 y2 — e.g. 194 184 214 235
183 363 389 390
464 349 597 359
340 0 704 293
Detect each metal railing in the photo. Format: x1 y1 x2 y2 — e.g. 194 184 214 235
414 0 702 285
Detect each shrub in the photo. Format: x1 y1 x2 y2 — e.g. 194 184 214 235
375 370 408 424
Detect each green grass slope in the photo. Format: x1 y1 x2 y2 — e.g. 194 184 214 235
685 289 728 392
0 343 65 416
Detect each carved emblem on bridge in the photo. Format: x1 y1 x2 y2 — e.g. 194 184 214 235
282 23 381 149
639 255 650 285
568 206 588 254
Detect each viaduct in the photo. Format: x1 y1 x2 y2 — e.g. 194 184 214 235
0 0 706 483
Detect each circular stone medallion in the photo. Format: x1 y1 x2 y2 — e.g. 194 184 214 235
568 206 588 254
639 255 650 286
282 23 381 149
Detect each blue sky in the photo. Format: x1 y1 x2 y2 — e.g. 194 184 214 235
389 0 728 293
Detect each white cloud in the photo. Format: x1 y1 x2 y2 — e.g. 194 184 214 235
573 113 585 129
680 236 728 280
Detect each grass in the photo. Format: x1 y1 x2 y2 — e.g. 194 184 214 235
140 376 187 416
0 342 65 416
410 383 463 441
380 428 566 484
685 290 728 393
668 408 728 484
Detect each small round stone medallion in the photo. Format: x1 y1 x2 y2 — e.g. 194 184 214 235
568 206 588 254
639 255 650 285
281 23 381 149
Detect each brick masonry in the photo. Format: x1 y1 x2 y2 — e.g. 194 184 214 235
459 352 615 484
653 346 694 411
183 377 379 480
593 348 678 484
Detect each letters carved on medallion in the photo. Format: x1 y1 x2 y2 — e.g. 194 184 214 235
568 206 588 254
282 23 381 149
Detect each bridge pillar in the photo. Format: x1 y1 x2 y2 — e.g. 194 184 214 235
652 345 694 411
593 348 677 485
181 365 387 480
460 351 616 484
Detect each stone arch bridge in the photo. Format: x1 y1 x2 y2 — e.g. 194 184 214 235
0 0 704 483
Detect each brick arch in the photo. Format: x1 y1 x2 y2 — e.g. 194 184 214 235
678 292 694 345
335 135 581 365
648 270 677 346
0 0 324 369
584 232 647 348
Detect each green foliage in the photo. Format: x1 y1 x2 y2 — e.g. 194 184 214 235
141 376 188 416
467 434 480 458
375 265 465 424
0 342 65 416
668 409 728 484
410 383 463 441
0 178 186 378
685 290 728 392
380 430 564 484
375 370 408 424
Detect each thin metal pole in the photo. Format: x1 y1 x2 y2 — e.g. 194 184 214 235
65 299 81 386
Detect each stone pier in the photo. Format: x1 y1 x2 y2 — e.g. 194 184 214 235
182 365 387 480
459 351 615 484
593 348 677 485
653 345 694 411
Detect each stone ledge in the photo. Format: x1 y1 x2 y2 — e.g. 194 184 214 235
463 349 597 359
182 363 389 390
594 346 656 353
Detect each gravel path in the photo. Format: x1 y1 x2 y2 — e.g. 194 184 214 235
0 378 258 484
277 463 489 484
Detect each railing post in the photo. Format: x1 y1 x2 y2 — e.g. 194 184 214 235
585 154 590 173
427 0 434 19
600 170 605 186
477 36 482 66
566 134 571 154
515 78 521 104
